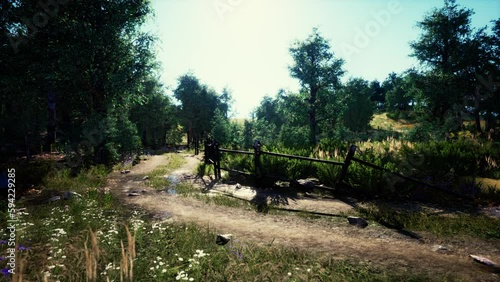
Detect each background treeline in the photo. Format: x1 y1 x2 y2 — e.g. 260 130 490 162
1 0 499 169
211 0 499 149
201 0 500 202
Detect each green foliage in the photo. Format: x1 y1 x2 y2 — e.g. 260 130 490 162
196 162 214 177
316 163 342 187
174 74 232 146
130 85 179 149
43 165 108 192
278 125 311 149
222 152 254 174
410 0 475 74
0 0 162 166
245 119 279 148
408 0 500 129
289 27 345 145
110 112 142 157
165 125 184 145
211 109 231 145
242 120 254 149
338 78 374 132
383 71 418 113
404 122 443 142
345 149 400 196
405 139 500 179
210 112 244 149
254 95 285 129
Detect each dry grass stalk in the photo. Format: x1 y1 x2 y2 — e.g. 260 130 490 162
120 240 128 282
120 225 136 281
12 251 25 282
85 228 100 282
84 241 91 282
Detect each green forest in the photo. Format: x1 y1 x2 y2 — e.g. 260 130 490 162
1 0 499 163
1 1 500 281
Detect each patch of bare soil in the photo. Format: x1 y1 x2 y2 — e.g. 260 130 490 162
107 153 500 281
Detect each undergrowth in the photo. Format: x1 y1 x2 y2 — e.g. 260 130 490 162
0 161 445 281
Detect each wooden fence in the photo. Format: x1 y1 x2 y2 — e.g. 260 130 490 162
202 140 470 199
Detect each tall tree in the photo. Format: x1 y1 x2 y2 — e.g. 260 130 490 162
289 28 345 146
409 0 488 129
130 80 178 149
369 80 386 109
173 73 229 146
384 72 416 113
466 19 500 132
410 0 474 74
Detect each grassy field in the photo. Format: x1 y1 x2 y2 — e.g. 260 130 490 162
0 157 452 281
370 112 415 132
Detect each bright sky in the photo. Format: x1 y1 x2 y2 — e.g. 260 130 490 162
144 0 500 118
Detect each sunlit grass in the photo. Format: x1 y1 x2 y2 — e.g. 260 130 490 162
144 153 186 191
370 112 415 132
42 165 108 193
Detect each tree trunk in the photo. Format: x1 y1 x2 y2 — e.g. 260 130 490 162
474 110 482 132
44 87 56 152
24 124 30 160
309 88 318 146
485 111 491 132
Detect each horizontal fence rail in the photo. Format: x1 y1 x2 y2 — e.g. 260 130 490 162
351 156 471 199
203 140 471 199
219 148 254 155
220 167 253 176
261 151 344 165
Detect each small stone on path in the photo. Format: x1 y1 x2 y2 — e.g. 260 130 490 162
470 254 498 268
297 178 320 187
432 245 448 252
216 234 232 245
63 191 82 200
347 216 368 228
47 196 61 202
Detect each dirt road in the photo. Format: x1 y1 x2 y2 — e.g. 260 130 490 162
107 153 500 281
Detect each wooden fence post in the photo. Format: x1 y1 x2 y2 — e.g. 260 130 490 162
253 140 262 183
204 139 209 164
214 141 221 180
337 144 356 185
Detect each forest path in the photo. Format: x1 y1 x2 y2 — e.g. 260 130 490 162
107 153 500 281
